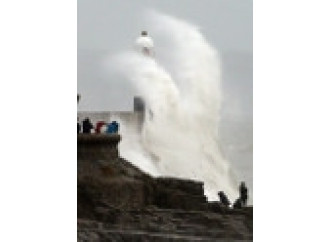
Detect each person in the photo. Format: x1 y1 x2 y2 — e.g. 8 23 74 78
135 31 154 56
218 191 230 207
239 182 248 206
106 121 120 134
77 118 81 134
95 121 106 134
82 117 93 134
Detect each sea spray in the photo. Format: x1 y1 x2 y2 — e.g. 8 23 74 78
111 11 238 201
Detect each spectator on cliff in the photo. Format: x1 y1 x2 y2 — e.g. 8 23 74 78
95 121 106 134
106 121 120 134
77 118 81 134
218 191 231 207
82 117 94 134
239 182 248 206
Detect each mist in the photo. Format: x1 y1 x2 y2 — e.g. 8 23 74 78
109 11 239 201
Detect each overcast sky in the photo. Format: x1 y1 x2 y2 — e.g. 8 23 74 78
78 0 252 120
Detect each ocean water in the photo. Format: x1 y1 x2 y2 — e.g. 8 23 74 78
111 11 253 203
117 114 253 204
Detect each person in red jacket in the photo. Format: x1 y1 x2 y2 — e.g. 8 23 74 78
95 121 106 134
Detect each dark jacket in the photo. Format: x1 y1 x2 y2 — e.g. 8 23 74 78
239 183 248 200
82 118 93 134
218 191 231 207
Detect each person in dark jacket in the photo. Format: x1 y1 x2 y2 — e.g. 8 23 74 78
239 182 248 206
82 117 93 134
218 191 231 207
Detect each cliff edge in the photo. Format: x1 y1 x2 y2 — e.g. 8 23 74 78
77 134 253 241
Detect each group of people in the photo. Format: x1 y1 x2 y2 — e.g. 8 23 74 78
218 182 249 209
77 117 120 134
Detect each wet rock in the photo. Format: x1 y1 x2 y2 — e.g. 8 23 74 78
77 135 253 241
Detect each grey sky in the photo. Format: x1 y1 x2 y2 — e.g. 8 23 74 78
78 0 252 119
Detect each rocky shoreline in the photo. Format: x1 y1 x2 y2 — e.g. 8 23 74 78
77 134 253 241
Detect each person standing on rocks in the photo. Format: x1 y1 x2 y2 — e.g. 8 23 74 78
107 121 119 134
82 117 94 134
95 121 106 134
218 191 231 207
239 182 248 206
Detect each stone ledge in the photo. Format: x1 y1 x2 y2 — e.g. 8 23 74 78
78 134 121 160
78 134 121 144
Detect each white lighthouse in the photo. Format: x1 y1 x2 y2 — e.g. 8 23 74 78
135 31 154 57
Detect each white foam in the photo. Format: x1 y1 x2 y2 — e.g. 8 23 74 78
113 11 238 201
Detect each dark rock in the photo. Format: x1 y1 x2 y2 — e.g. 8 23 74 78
77 134 253 241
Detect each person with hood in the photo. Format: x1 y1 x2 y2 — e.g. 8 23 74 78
218 191 231 208
106 121 120 134
82 117 94 134
239 182 248 206
95 121 106 134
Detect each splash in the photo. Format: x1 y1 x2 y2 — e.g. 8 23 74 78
112 11 238 201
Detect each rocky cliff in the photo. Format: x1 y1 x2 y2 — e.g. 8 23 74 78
77 134 253 241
